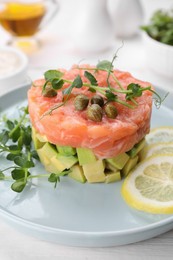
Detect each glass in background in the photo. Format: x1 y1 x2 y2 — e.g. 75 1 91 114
0 0 59 52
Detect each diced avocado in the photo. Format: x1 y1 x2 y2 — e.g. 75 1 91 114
105 161 118 172
39 142 58 159
53 154 78 169
82 160 105 183
37 143 66 172
50 156 67 172
69 165 86 183
45 162 62 174
106 153 129 170
37 148 50 165
121 155 139 177
56 145 76 156
32 127 45 149
37 142 78 172
105 171 121 183
49 154 78 173
127 138 146 158
138 145 148 162
77 147 97 165
36 132 48 143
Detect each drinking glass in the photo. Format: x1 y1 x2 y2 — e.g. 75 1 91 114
0 0 59 52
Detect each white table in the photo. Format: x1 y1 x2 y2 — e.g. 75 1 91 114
0 0 173 259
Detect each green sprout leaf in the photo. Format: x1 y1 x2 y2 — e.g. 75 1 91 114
44 70 64 81
6 153 20 161
0 171 5 180
0 130 9 145
43 70 65 94
96 60 113 71
84 71 98 86
11 168 26 180
6 120 14 130
126 83 143 100
10 127 21 142
62 85 73 96
88 87 96 93
11 179 27 193
48 173 60 188
52 79 64 90
14 155 34 168
63 75 83 96
105 90 117 101
31 150 39 160
72 75 83 89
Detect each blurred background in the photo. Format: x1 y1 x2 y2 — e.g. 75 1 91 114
0 0 173 92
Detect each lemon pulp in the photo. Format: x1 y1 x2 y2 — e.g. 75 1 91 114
146 126 173 144
122 155 173 214
144 142 173 159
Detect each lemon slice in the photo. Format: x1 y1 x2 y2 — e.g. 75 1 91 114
146 126 173 144
121 155 173 214
144 142 173 158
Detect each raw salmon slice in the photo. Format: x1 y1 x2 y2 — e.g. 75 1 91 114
28 65 153 159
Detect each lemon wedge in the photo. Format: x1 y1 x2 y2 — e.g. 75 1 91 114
121 155 173 214
146 126 173 144
144 142 173 159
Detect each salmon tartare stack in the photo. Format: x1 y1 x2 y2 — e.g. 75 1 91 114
28 62 154 183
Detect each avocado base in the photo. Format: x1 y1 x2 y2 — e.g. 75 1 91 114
32 127 146 184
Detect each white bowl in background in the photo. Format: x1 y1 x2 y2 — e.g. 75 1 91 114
0 46 29 90
143 32 173 79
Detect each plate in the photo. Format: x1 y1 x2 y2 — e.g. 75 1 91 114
0 85 173 247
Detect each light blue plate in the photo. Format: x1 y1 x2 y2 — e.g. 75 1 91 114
0 85 173 247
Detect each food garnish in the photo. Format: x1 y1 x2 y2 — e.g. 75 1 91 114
87 104 103 122
122 155 173 214
40 54 166 120
91 94 104 107
0 108 70 192
42 83 57 97
122 126 173 214
74 94 89 111
144 142 173 159
104 103 118 119
146 126 173 144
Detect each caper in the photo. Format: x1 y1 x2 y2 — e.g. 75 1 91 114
42 83 57 98
91 94 104 107
87 104 103 122
74 94 89 111
104 103 118 119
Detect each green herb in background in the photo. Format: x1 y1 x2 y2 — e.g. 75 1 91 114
141 9 173 46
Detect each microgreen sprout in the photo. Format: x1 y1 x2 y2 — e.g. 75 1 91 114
0 107 71 192
40 51 166 118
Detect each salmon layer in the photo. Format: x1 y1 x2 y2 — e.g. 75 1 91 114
28 66 153 159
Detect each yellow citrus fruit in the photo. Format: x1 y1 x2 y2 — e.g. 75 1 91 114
121 155 173 214
144 142 173 159
146 126 173 144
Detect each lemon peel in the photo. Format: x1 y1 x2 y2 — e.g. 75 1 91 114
146 126 173 144
121 155 173 214
144 142 173 159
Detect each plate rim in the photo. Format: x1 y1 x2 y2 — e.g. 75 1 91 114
0 204 173 237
